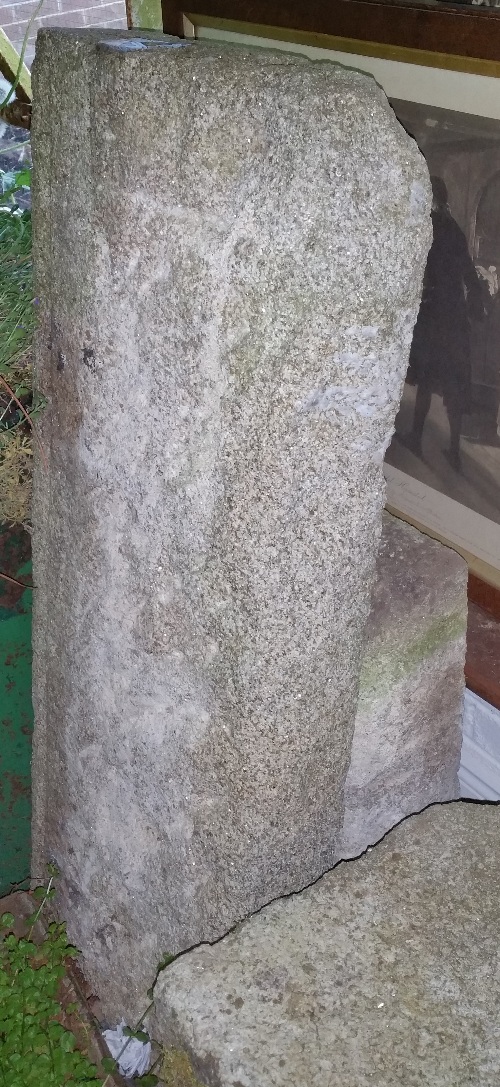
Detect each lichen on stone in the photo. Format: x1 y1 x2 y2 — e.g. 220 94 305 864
160 1045 206 1087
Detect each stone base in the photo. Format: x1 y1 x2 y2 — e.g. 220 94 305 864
151 802 500 1087
341 513 467 858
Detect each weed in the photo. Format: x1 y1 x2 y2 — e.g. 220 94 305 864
0 877 103 1086
0 873 160 1086
0 170 44 527
0 427 32 524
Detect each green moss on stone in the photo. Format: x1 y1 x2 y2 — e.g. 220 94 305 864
161 1045 205 1087
359 607 466 706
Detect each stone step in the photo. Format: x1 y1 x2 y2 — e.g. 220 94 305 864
152 802 500 1087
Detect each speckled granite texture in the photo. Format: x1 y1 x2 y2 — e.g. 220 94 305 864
31 28 431 1020
341 513 467 857
152 802 500 1087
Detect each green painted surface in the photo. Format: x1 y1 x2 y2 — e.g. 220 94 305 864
0 531 33 895
128 0 163 30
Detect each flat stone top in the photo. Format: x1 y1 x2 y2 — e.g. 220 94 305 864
153 802 500 1087
30 28 405 125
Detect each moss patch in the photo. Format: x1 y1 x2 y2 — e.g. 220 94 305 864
359 607 466 706
161 1046 204 1087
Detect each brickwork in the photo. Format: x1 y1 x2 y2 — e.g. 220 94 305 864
2 0 127 68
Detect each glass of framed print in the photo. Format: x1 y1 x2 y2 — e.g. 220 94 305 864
383 93 500 585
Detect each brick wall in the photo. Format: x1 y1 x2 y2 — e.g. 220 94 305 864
2 0 128 68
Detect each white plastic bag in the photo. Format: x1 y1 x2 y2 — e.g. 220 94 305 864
102 1019 152 1078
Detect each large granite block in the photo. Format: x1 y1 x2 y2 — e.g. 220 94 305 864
152 802 500 1087
31 28 430 1018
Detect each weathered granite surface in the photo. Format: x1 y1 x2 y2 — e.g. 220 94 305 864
152 802 500 1087
342 513 467 857
31 29 430 1019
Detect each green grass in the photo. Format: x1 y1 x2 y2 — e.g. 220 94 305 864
0 198 34 397
0 171 41 525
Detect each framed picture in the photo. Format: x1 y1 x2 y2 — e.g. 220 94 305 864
154 5 500 583
160 1 500 72
383 94 500 585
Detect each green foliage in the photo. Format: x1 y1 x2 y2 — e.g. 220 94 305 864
0 0 41 522
0 875 161 1086
0 167 32 208
0 886 103 1087
0 168 45 525
0 197 34 383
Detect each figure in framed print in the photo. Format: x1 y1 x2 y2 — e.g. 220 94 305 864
385 99 500 529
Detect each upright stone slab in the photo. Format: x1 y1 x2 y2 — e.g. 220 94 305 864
31 28 431 1019
341 513 467 858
